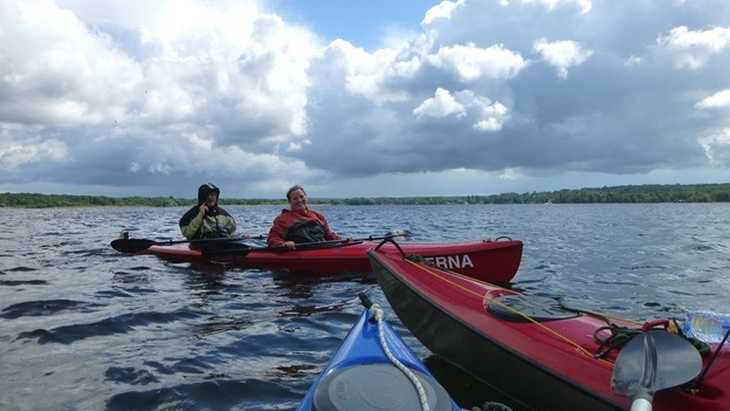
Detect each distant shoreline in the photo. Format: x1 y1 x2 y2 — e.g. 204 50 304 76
3 183 730 208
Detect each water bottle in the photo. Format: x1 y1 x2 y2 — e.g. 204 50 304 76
682 310 730 343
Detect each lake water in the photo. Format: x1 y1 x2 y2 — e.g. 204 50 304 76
1 204 729 410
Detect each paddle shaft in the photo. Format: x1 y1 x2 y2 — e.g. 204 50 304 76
158 235 264 246
630 397 652 411
278 233 404 249
629 329 658 411
111 234 266 253
203 232 410 257
204 239 359 257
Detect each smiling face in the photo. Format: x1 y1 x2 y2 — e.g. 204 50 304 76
287 188 307 212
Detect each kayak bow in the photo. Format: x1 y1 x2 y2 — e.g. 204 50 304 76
297 297 461 411
369 250 730 411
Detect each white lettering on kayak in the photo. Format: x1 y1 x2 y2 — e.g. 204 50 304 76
424 254 474 269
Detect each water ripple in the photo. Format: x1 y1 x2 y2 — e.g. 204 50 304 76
105 379 297 411
16 308 206 344
105 366 160 385
1 299 102 319
6 266 38 272
1 204 729 410
1 279 48 286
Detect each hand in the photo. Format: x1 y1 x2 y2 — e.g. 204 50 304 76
198 204 208 215
283 241 296 250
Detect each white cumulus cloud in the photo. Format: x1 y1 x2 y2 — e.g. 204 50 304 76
657 25 730 70
522 0 592 14
422 0 464 25
428 43 528 81
699 128 730 164
473 101 509 132
414 88 509 132
534 38 593 78
413 88 466 118
696 89 730 110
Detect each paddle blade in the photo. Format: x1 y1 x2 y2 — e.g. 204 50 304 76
110 239 156 253
612 330 702 397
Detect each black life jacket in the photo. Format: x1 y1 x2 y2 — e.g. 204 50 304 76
284 220 327 243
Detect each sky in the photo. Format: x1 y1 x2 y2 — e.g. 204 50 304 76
1 0 730 198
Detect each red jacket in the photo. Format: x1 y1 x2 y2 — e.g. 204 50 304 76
267 208 340 246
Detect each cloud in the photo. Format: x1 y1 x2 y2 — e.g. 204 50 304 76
696 89 730 110
413 88 509 131
0 1 143 126
533 38 593 78
522 0 592 15
699 128 730 165
2 0 730 196
422 0 592 28
624 55 643 67
413 88 466 118
0 139 68 172
427 43 528 81
422 0 463 25
473 100 509 132
657 25 730 70
0 0 320 194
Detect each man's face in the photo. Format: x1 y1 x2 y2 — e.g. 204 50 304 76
288 189 307 212
206 192 218 207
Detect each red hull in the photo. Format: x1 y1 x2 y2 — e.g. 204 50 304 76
146 239 523 283
370 251 730 411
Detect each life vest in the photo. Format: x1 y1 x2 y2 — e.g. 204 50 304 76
284 220 328 243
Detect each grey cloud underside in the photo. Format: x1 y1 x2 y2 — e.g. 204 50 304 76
296 60 719 177
287 0 730 177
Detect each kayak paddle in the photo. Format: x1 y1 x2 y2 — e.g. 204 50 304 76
611 329 702 411
286 230 412 250
202 230 412 257
110 235 266 254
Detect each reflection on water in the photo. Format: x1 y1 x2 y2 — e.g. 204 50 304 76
1 204 729 410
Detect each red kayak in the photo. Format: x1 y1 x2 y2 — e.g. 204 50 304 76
370 250 730 411
146 238 522 283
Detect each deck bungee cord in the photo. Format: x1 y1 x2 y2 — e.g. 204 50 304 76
383 236 712 369
360 294 431 411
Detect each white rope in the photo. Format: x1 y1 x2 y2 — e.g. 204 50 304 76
372 304 431 411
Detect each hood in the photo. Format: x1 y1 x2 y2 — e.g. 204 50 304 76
197 183 220 205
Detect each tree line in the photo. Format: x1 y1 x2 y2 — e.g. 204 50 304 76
0 193 285 208
2 183 730 208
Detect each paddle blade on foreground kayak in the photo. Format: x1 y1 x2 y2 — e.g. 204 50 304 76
611 330 702 411
297 306 461 411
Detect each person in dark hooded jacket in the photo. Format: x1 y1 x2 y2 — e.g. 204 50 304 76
179 183 237 240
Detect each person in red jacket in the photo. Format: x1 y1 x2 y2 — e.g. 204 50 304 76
267 185 341 249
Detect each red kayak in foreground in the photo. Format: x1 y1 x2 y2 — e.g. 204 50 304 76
370 250 729 411
147 238 523 283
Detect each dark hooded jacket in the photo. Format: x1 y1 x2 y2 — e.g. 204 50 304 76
179 183 236 240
